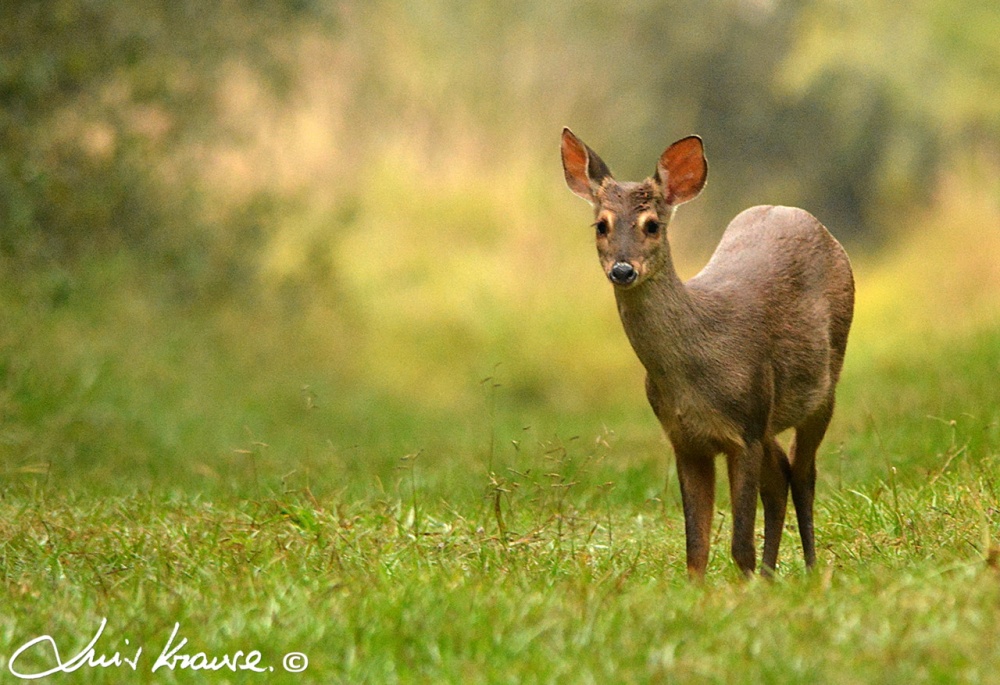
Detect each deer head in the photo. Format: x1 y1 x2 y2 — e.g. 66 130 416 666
561 128 707 288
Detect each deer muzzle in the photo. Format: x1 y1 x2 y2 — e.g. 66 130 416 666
609 261 638 286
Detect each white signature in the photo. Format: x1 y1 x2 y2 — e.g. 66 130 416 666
7 619 308 679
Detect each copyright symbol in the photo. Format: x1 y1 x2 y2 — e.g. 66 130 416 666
283 652 308 673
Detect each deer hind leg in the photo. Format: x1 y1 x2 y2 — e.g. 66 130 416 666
790 401 834 569
760 438 791 576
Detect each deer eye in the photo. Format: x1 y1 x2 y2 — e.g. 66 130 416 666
644 219 661 236
594 219 610 236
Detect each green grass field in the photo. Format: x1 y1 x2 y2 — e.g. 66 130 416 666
2 182 999 683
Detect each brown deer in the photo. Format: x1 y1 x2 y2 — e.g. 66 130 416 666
560 128 854 578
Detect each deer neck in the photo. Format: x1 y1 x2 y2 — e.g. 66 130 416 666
614 264 702 383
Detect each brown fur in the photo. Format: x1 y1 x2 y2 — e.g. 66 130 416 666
561 128 854 578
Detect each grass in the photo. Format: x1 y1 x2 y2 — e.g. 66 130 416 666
1 174 1000 682
3 431 1000 683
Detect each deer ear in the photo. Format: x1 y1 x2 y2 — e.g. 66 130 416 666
655 135 707 205
561 128 612 203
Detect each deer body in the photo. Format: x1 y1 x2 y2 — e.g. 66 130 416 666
561 129 854 577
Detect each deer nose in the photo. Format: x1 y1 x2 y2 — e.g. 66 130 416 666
609 261 638 285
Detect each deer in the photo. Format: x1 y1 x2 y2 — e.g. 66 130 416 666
560 128 854 578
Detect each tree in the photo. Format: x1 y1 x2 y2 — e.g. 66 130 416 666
0 0 335 288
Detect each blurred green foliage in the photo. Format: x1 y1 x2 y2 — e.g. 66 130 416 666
1 1 998 496
2 9 1000 681
0 0 334 286
4 1 999 267
315 0 1000 241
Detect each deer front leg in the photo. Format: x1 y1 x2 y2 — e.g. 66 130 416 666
674 446 716 579
726 440 764 576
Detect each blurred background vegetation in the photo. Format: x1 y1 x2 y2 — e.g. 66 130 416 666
1 0 998 497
